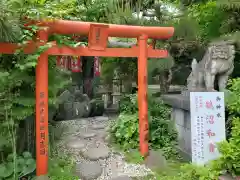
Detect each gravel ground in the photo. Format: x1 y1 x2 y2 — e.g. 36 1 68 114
54 115 154 180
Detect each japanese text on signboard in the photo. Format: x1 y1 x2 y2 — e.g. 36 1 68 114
190 92 225 165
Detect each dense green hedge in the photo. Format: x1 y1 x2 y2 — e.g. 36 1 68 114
110 93 178 159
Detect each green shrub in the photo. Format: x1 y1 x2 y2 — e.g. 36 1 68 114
212 78 240 176
119 94 138 113
0 152 36 179
159 163 219 180
48 155 78 180
226 78 240 117
110 93 178 158
212 117 240 177
110 113 139 149
148 97 177 150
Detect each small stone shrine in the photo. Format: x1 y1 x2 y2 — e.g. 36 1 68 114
162 40 235 159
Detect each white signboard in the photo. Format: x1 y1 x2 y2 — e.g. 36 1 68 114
190 92 225 165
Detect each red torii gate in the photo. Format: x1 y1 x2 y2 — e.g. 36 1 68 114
0 20 174 177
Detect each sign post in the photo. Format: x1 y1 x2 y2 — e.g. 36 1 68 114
190 92 225 165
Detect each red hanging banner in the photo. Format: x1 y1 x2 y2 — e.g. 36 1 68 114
94 56 100 76
71 56 82 72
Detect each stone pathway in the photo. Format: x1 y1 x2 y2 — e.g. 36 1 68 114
55 115 154 180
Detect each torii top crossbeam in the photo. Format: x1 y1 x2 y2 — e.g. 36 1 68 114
0 19 174 178
34 19 174 38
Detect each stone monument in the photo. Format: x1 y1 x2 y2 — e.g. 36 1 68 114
161 40 235 159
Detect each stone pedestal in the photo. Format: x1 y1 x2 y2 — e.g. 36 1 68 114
161 94 192 160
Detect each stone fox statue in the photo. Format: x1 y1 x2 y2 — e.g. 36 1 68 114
187 41 235 91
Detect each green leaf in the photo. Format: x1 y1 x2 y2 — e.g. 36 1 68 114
0 164 7 178
25 158 35 166
7 154 14 162
16 158 25 173
0 162 14 178
22 152 32 159
19 161 36 177
17 157 25 166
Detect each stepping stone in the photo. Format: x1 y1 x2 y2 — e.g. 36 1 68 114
111 176 132 180
82 145 110 160
79 132 96 139
92 124 106 130
94 116 109 122
66 139 86 149
75 161 102 180
97 131 107 139
78 119 89 125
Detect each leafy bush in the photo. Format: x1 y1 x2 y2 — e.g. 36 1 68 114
110 113 139 149
48 155 78 180
110 93 177 158
159 163 219 180
226 78 240 116
211 78 240 177
119 94 138 113
211 116 240 177
0 152 36 179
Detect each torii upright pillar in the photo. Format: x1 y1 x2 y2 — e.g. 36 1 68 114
36 29 49 176
138 34 149 155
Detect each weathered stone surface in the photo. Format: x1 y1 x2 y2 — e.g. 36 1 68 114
161 94 190 110
57 90 72 104
94 116 109 122
82 145 110 160
79 119 89 125
144 150 167 170
111 176 132 180
79 132 96 139
64 102 74 111
72 102 85 118
92 124 106 130
185 41 235 92
56 102 74 120
97 131 107 139
75 161 102 180
66 139 86 149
